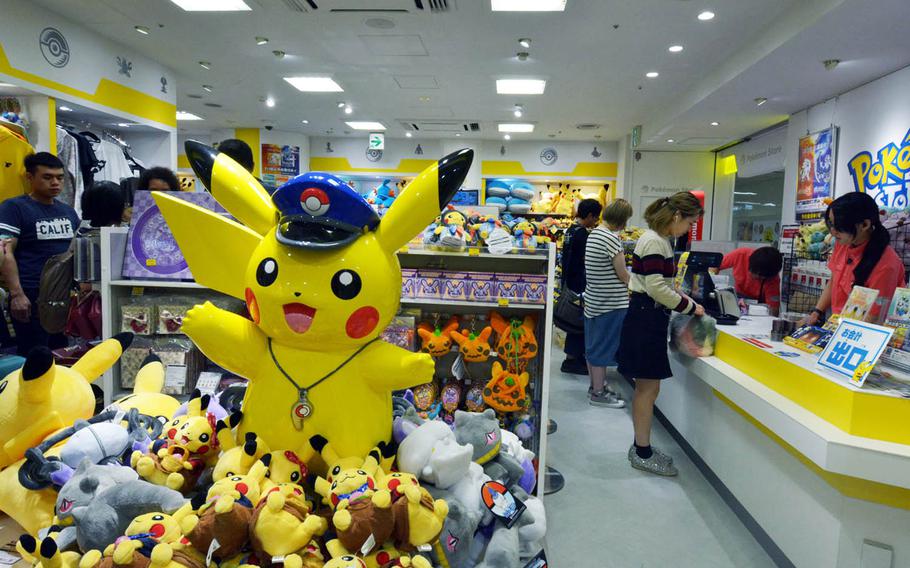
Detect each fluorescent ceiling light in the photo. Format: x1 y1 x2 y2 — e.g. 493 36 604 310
198 61 211 70
134 26 150 35
645 71 659 78
498 123 535 133
496 79 546 95
265 97 275 107
668 45 684 53
698 10 715 21
301 119 309 124
283 76 344 92
733 191 756 196
344 105 353 114
492 0 566 11
346 121 385 130
58 106 73 112
177 111 203 121
666 139 675 143
169 0 251 10
710 121 719 126
755 97 768 106
202 85 213 92
518 38 531 48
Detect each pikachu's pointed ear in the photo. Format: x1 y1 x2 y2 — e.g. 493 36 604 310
184 141 277 236
153 192 262 299
70 333 132 384
375 149 473 253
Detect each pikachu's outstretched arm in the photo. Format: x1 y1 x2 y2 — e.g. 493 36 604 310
181 301 267 381
362 341 434 391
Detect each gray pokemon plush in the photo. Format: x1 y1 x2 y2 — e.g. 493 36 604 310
453 409 525 490
428 499 482 568
52 459 185 552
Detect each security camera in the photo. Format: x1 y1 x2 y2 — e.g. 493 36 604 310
264 125 273 131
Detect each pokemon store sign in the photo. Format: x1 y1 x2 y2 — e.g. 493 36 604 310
848 129 910 208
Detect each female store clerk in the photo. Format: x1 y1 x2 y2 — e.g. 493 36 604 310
805 192 906 325
719 246 783 314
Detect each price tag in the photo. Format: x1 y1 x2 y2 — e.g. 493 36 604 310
468 247 480 256
196 372 222 396
451 354 466 381
360 533 376 555
206 538 220 566
131 287 144 296
498 298 510 307
165 365 188 392
145 258 158 267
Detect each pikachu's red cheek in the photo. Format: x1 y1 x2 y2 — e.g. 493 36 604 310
346 307 379 339
246 288 260 325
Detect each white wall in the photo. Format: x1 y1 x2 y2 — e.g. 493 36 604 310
626 151 716 234
783 64 910 223
22 95 52 153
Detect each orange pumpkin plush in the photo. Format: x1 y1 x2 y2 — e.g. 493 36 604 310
483 361 530 412
449 327 493 363
489 313 538 366
417 317 460 358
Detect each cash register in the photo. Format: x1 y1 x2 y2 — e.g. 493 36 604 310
680 251 740 325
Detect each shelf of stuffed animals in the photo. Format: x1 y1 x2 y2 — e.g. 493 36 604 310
400 296 546 312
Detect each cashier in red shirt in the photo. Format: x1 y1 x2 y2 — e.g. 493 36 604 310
806 192 906 325
719 246 782 313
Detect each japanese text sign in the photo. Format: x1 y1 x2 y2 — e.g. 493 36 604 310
817 319 893 387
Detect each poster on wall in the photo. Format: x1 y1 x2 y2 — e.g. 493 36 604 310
795 127 836 223
846 127 910 209
261 144 300 186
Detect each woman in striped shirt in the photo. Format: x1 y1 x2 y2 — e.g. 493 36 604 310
616 192 704 476
583 199 633 408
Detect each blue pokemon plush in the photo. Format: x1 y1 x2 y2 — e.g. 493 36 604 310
375 179 397 208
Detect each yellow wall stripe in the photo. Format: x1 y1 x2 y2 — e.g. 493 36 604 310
177 154 190 170
0 43 176 128
714 390 910 510
47 97 56 155
234 128 261 177
309 157 435 175
481 160 618 178
715 332 910 445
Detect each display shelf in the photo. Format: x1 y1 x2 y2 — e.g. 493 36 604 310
109 279 204 289
402 246 549 261
400 297 545 311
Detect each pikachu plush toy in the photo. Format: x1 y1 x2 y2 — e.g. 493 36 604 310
154 142 473 465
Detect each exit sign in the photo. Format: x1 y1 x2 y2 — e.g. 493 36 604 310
369 132 384 150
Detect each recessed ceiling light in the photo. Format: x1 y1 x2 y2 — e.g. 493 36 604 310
518 38 531 48
202 84 213 92
645 71 659 78
301 119 309 124
755 96 768 106
710 121 719 126
117 123 131 128
283 76 344 92
496 79 546 95
337 101 346 108
169 0 250 10
255 36 269 45
668 45 684 53
514 108 523 118
698 10 715 21
58 106 72 112
265 97 275 107
272 50 285 59
198 61 211 70
346 121 385 131
419 96 431 102
503 134 511 140
344 105 353 115
498 123 535 133
455 133 461 137
134 25 150 35
405 132 413 138
492 0 566 11
177 111 203 121
667 138 675 143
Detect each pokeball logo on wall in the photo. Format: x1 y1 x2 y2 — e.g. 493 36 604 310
539 147 558 166
300 187 330 216
39 27 70 68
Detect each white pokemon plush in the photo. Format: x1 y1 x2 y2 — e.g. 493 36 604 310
397 420 473 489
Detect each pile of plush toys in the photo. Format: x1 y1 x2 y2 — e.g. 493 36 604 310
422 208 558 254
794 220 834 260
0 142 546 568
483 180 535 215
365 180 405 214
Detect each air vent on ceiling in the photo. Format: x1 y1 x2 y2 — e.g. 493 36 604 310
281 0 316 12
186 94 203 99
203 102 222 108
576 123 601 130
399 119 479 133
305 0 453 12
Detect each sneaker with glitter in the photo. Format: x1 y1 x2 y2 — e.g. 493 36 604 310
589 391 626 408
627 444 673 464
629 446 678 476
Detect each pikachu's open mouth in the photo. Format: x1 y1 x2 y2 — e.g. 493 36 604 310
283 303 316 334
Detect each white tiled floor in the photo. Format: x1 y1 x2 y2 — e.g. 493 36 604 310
543 350 778 567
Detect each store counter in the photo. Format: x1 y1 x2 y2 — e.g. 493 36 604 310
661 316 910 568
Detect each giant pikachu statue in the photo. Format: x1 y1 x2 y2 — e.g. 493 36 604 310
154 142 473 462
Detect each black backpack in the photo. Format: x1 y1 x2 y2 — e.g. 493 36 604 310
37 242 75 334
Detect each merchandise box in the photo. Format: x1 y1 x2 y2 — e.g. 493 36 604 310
415 269 445 299
443 271 470 300
122 191 228 280
400 268 417 299
468 272 497 301
496 273 527 302
524 274 548 304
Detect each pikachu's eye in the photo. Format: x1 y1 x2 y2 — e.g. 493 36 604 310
256 258 279 287
331 270 361 300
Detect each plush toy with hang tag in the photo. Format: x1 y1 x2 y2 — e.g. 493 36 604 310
417 317 459 357
249 481 328 568
375 470 448 553
154 142 472 463
80 503 198 567
489 313 538 369
449 326 493 363
482 362 529 413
